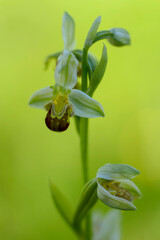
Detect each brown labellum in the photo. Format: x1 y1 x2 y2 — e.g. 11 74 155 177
45 107 70 132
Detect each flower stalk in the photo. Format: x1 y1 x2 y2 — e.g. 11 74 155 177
80 46 90 239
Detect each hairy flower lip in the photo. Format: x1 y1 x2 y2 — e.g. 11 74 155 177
45 106 70 132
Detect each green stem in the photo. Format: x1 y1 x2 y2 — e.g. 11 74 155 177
80 47 92 240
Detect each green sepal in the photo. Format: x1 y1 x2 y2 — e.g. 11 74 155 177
62 12 75 50
118 179 142 198
44 51 62 70
93 210 122 240
69 89 105 118
87 44 107 97
97 164 140 180
84 16 101 49
49 180 74 227
73 178 98 228
97 182 136 211
108 28 131 47
28 86 54 110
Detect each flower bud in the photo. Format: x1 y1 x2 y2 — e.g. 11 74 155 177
96 164 141 211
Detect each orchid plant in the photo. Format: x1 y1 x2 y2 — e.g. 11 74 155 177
29 12 141 240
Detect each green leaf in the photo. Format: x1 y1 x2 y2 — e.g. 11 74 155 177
54 51 79 89
84 16 101 49
97 182 136 211
97 164 140 180
87 44 108 97
62 12 75 50
93 210 122 240
108 28 131 47
28 86 54 109
44 51 62 70
73 178 98 228
49 181 74 227
69 89 105 118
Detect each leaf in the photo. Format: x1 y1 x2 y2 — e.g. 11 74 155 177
93 210 122 240
69 89 105 118
44 51 62 70
73 178 98 228
84 16 101 49
108 28 131 47
97 163 140 180
28 86 54 109
62 12 75 50
49 181 74 227
87 44 108 96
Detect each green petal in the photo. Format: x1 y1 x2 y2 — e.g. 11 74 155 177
97 183 136 211
69 89 105 118
28 86 54 110
44 51 62 70
62 12 75 51
54 51 79 89
97 164 140 180
118 179 142 198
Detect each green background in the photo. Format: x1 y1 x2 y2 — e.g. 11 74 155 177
0 0 160 239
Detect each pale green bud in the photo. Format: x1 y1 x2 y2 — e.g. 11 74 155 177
96 164 141 211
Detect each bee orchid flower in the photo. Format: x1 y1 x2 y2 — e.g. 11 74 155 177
29 51 104 132
96 164 142 210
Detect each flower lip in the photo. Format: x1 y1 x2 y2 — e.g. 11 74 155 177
45 105 71 132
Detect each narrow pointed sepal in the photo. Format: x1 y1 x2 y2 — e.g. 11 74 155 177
69 89 105 118
62 12 76 51
28 86 54 110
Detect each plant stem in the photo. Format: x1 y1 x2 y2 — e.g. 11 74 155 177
80 47 92 240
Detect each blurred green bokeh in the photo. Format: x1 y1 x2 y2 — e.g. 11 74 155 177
0 0 160 239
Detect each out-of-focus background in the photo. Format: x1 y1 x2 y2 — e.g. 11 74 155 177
0 0 160 239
